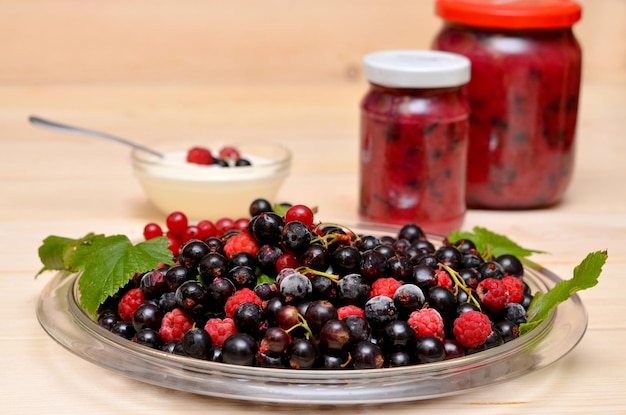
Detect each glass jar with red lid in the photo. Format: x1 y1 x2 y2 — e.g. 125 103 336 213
359 50 471 235
432 0 582 209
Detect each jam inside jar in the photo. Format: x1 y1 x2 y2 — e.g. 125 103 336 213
359 50 470 235
432 0 583 209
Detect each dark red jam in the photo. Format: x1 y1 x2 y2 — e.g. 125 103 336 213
359 51 470 235
433 0 582 209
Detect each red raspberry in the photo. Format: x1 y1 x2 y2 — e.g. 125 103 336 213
502 275 525 304
204 317 238 347
453 310 492 348
224 288 262 319
218 146 241 163
407 308 445 340
337 305 365 319
370 277 403 299
158 308 194 343
186 146 214 165
118 288 145 321
223 232 259 260
476 278 509 312
435 269 453 290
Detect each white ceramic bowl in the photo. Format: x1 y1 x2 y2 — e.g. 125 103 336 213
132 141 291 220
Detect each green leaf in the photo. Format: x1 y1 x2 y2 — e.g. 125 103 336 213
256 271 276 285
448 227 546 260
273 203 291 217
71 235 173 317
36 233 99 277
519 250 607 335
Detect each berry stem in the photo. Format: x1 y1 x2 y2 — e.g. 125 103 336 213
286 313 317 344
311 222 362 248
440 264 481 309
295 266 340 283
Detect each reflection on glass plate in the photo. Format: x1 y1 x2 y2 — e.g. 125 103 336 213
36 229 587 405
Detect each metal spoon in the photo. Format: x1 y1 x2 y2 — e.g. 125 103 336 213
28 115 164 158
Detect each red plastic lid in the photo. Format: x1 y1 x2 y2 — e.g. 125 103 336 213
435 0 582 29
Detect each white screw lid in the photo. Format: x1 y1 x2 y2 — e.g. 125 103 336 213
363 50 471 88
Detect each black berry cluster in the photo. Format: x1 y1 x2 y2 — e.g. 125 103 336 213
98 199 533 370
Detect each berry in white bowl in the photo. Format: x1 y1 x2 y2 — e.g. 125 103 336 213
132 141 291 220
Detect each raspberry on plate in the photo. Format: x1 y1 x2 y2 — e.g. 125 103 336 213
435 269 453 290
337 305 366 319
453 310 492 348
407 308 445 341
224 288 263 319
159 308 194 343
204 317 238 348
118 288 146 321
476 278 509 312
223 233 260 260
502 275 525 304
370 277 403 299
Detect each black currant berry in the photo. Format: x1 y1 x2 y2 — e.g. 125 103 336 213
222 333 258 366
300 244 330 271
385 255 413 281
132 302 162 331
359 249 388 282
413 336 446 363
182 328 213 360
478 260 506 280
351 341 384 369
434 245 463 269
287 338 317 369
133 328 162 349
227 265 257 290
249 198 273 217
318 319 351 354
251 212 284 245
364 295 398 331
304 300 338 334
496 254 524 277
338 273 371 307
281 221 313 255
164 265 193 291
331 246 362 276
398 223 425 243
179 239 210 269
198 252 228 283
233 302 267 338
139 269 168 299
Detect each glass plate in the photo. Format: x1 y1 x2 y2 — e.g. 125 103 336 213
36 230 587 405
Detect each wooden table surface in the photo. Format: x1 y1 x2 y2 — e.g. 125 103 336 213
1 78 624 414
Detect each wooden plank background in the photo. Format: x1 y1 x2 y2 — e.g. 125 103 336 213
1 0 624 84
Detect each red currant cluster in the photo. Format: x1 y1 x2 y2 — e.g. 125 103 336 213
143 203 317 259
143 211 251 256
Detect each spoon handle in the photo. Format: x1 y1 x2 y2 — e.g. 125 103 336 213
28 115 164 158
